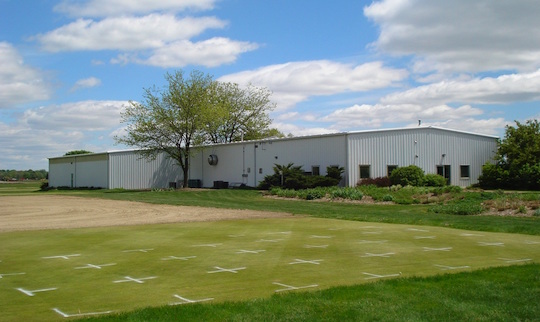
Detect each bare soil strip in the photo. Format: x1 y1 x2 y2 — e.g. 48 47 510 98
0 195 292 232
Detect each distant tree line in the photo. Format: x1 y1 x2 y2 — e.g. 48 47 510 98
0 169 48 181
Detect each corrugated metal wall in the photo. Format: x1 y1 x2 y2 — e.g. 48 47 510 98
48 154 108 188
190 134 348 188
48 127 498 190
108 151 183 189
347 127 497 187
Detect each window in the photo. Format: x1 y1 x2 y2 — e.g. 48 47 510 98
312 166 320 176
460 165 470 178
359 165 370 179
387 165 398 176
436 165 451 184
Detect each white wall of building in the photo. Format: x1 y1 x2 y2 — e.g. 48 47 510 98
48 153 108 188
347 127 497 187
108 150 183 189
190 134 348 188
48 127 498 190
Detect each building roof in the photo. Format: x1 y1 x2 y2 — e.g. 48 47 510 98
48 126 498 160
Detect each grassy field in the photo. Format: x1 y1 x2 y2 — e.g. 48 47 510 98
1 182 539 321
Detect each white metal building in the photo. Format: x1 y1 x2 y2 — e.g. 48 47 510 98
48 126 498 189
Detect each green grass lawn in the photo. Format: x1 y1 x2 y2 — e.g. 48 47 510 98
1 183 539 321
1 217 539 321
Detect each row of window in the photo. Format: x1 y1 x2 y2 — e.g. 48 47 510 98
358 165 471 180
305 164 471 182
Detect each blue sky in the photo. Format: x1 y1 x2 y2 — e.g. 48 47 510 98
1 0 539 170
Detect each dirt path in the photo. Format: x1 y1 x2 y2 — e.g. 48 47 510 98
0 195 293 232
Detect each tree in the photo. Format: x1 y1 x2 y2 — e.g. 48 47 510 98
205 82 281 143
116 70 217 188
116 69 280 188
64 150 93 156
479 119 540 190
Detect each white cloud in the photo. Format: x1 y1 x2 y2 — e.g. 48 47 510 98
0 100 129 169
71 77 102 91
219 60 408 110
0 42 51 109
272 122 338 137
22 100 127 131
381 69 540 105
36 14 226 52
139 37 258 68
54 0 216 17
364 0 540 73
320 103 486 131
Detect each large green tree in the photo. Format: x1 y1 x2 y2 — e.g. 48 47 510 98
116 70 218 188
116 70 279 188
479 119 540 190
206 82 281 143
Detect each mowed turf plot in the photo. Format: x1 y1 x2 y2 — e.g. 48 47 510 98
0 217 539 321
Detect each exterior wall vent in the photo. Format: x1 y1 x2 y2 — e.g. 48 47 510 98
208 154 218 166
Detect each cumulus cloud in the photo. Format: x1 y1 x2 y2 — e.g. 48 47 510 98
54 0 216 17
381 69 540 105
71 77 102 92
364 0 540 74
320 103 487 131
0 42 51 109
22 100 127 131
133 37 258 68
219 60 408 109
36 14 226 52
0 100 129 169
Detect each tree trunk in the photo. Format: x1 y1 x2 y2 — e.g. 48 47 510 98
182 154 189 188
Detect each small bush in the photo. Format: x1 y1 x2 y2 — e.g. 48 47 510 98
382 194 394 202
534 209 540 217
390 165 425 186
330 188 363 200
40 181 49 191
429 201 484 215
423 174 447 187
358 176 391 187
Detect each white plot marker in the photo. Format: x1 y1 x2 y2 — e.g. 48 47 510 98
0 272 26 279
42 254 80 260
191 243 222 248
361 252 395 258
524 241 540 245
304 245 328 249
273 282 318 292
228 234 245 238
460 233 484 237
478 242 504 247
170 294 214 305
358 240 388 244
236 249 266 254
363 272 401 280
16 287 57 296
161 256 197 261
407 228 429 232
268 231 291 235
434 264 470 270
122 248 154 253
53 308 113 318
362 231 382 235
289 259 323 265
414 236 436 239
310 235 333 239
113 276 157 284
256 239 283 243
207 266 246 274
75 263 116 270
423 247 452 252
499 258 532 263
